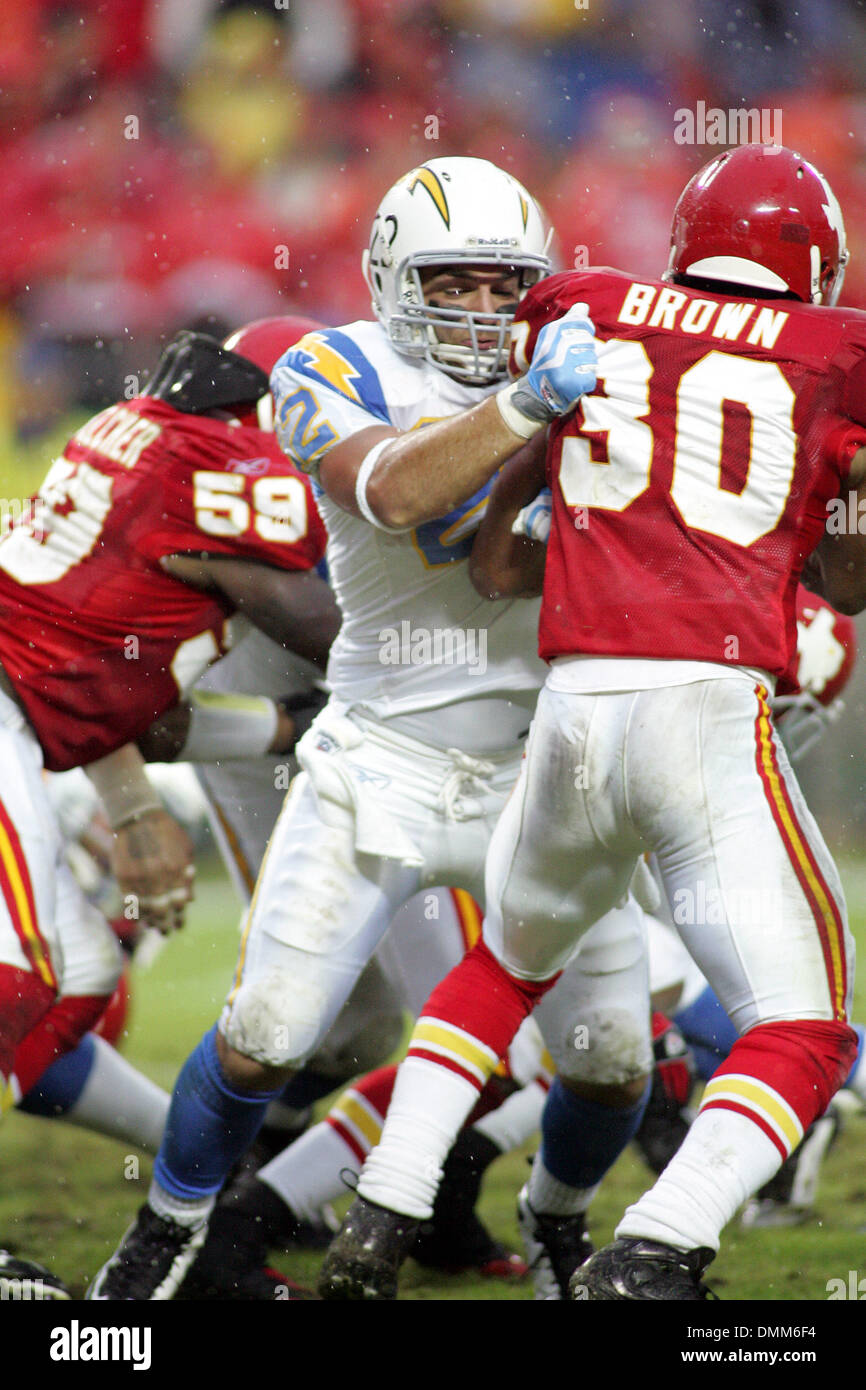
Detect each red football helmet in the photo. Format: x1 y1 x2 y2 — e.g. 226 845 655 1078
773 587 857 760
666 144 849 307
223 315 323 428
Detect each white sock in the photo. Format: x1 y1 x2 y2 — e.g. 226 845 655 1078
148 1181 214 1229
63 1036 170 1153
474 1080 544 1153
616 1107 783 1251
259 1121 361 1224
526 1150 599 1217
358 1057 478 1220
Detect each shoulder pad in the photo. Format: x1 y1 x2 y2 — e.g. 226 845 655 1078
143 332 270 414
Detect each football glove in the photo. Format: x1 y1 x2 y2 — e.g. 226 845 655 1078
511 486 553 543
499 304 597 438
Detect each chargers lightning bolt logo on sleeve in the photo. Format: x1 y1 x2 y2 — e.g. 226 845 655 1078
273 330 392 470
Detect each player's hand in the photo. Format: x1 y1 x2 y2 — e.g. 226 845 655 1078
511 486 553 543
272 686 329 752
508 304 597 430
525 304 597 414
111 808 195 935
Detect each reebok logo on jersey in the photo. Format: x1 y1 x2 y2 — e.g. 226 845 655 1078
227 457 271 476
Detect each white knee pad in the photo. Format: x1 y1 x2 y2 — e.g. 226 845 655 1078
548 1003 653 1087
220 965 334 1069
536 901 653 1087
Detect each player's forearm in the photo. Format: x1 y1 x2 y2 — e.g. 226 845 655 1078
83 743 162 829
227 567 341 667
469 435 548 599
812 466 866 614
365 394 530 530
812 532 866 614
137 692 287 763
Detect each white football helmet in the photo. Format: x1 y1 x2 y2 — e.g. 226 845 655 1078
362 157 552 384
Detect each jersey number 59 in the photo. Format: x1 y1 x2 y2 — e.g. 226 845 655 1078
192 472 309 543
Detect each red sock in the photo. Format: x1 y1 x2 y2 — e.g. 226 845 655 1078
0 964 55 1083
12 993 112 1095
408 939 558 1095
701 1018 858 1157
327 1059 515 1140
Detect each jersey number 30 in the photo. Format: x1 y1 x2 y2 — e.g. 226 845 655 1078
557 341 797 547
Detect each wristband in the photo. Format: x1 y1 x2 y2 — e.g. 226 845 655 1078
495 381 552 439
84 751 162 831
181 691 279 762
355 439 414 533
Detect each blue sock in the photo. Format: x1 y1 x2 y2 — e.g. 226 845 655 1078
18 1035 96 1117
674 986 739 1082
153 1026 282 1200
540 1076 651 1188
845 1024 866 1089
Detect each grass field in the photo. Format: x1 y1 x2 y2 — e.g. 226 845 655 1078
3 853 866 1304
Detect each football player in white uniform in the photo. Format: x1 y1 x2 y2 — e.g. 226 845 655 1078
89 157 657 1300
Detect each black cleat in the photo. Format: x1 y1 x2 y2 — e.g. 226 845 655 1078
179 1176 317 1299
517 1186 594 1299
0 1249 70 1301
180 1256 315 1301
317 1196 420 1300
414 1212 527 1280
413 1128 526 1280
87 1203 207 1301
572 1237 717 1301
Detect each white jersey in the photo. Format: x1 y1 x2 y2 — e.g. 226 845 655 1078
271 322 546 752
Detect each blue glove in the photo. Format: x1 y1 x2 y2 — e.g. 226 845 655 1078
513 304 597 423
511 486 552 543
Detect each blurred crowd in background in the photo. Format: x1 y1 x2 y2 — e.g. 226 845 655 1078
4 0 866 841
4 0 866 433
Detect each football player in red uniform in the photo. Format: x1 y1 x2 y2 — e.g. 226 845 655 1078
638 591 862 1220
319 143 866 1299
0 318 336 1261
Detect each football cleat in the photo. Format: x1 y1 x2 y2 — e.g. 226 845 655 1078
741 1106 842 1229
179 1174 319 1299
317 1196 420 1301
180 1257 315 1302
412 1127 526 1280
86 1203 207 1301
0 1249 70 1300
572 1238 716 1301
414 1214 527 1280
517 1187 594 1300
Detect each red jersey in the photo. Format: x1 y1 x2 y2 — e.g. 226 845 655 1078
0 398 326 770
511 268 866 676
